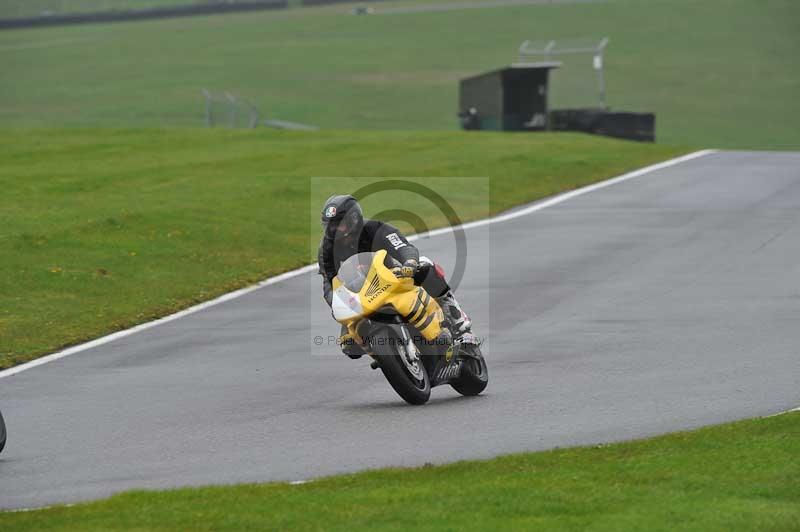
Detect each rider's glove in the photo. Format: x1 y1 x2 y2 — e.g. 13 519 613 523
393 259 418 279
403 258 419 270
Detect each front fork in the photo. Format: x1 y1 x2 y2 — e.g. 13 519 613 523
351 319 458 382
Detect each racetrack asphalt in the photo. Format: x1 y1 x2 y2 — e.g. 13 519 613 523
1 150 798 509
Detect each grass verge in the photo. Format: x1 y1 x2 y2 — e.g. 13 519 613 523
0 0 798 148
0 128 686 368
1 411 798 530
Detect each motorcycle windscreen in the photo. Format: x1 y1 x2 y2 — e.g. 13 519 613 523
336 252 377 292
332 285 363 322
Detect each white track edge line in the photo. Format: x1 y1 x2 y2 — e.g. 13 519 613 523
766 406 800 418
413 149 717 240
0 149 716 380
0 265 316 379
1 504 75 514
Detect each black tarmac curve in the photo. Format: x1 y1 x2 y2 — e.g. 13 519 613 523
1 151 799 510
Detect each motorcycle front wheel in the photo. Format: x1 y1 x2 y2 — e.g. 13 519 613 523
372 328 430 405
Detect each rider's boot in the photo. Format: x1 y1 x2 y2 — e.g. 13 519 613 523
339 326 365 359
435 291 472 340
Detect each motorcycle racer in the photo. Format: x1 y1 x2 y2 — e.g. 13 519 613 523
317 194 472 358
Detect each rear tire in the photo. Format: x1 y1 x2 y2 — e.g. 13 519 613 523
450 344 488 396
372 329 430 405
0 409 6 454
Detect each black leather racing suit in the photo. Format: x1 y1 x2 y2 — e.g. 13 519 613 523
318 220 449 307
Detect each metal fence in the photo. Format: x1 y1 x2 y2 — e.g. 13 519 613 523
518 37 610 109
201 89 318 130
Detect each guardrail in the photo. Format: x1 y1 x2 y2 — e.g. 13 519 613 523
0 0 399 30
0 0 287 30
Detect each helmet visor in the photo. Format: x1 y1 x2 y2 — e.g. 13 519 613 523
322 210 359 236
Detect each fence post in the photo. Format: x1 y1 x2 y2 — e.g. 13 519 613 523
201 88 213 127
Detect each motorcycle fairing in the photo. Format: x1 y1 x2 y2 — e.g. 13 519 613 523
332 250 445 341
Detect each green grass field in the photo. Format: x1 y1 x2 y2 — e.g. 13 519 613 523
0 0 798 149
0 2 796 527
1 411 797 531
0 128 686 368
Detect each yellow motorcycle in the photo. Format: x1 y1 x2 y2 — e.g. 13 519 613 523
332 250 488 405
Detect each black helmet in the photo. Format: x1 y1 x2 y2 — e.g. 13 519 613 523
321 194 363 238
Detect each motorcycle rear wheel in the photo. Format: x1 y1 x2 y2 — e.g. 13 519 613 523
0 409 6 454
372 329 430 405
450 344 488 396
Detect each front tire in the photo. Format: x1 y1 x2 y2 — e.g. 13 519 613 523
372 328 430 405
